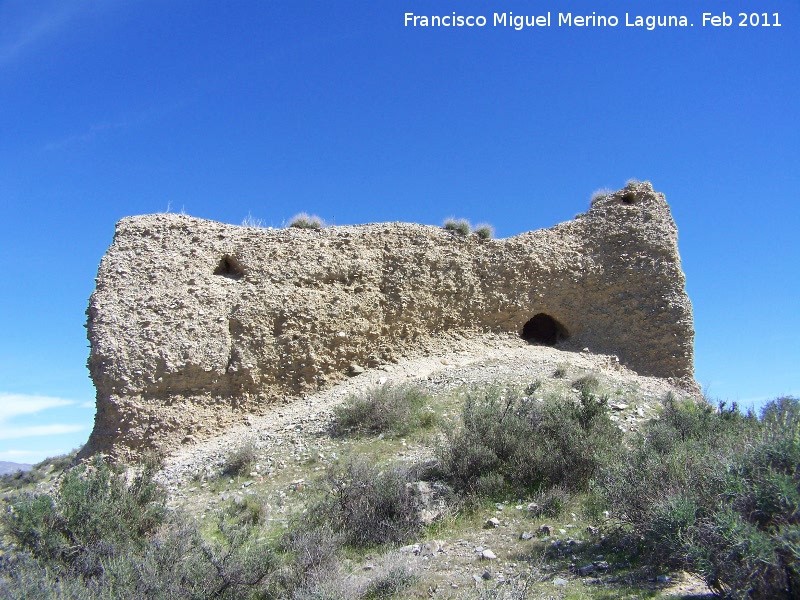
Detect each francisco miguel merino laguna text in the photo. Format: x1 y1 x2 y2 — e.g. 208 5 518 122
404 12 692 31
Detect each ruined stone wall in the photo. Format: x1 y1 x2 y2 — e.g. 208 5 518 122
83 182 695 457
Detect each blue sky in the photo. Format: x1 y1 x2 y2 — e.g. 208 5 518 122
1 0 797 464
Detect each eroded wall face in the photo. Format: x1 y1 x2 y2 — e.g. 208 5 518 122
83 182 695 457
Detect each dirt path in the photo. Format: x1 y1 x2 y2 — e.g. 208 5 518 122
157 332 691 490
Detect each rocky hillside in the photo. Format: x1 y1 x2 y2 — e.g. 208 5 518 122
147 334 710 599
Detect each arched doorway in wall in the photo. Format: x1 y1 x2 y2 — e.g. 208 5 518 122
520 313 569 346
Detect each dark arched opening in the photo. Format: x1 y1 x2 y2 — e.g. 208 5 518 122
213 255 244 280
521 313 569 346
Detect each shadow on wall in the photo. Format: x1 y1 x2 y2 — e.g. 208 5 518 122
521 313 569 346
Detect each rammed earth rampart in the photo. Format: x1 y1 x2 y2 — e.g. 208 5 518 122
82 182 696 458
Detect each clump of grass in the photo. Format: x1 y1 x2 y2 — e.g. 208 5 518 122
524 380 543 396
590 188 614 205
222 439 259 476
625 177 642 188
474 223 494 239
225 494 268 526
332 384 434 437
529 486 569 518
572 373 601 395
289 212 325 229
241 212 264 227
443 218 471 236
553 362 569 378
359 555 417 599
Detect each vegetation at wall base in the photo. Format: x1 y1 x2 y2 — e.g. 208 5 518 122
2 384 797 599
0 450 78 492
301 457 422 549
595 396 800 599
436 386 622 497
331 383 435 437
221 438 258 477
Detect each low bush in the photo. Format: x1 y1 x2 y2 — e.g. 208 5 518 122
309 457 421 548
359 556 417 599
221 439 258 477
553 363 569 378
281 524 341 577
529 486 569 518
596 396 799 599
443 218 471 236
289 212 325 229
523 380 542 396
3 455 166 574
224 494 267 526
0 467 44 491
332 384 434 437
1 456 280 599
436 386 621 496
572 373 600 395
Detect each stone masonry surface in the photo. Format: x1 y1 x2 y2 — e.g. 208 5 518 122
83 182 695 458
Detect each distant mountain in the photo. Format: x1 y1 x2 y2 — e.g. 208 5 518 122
0 461 33 475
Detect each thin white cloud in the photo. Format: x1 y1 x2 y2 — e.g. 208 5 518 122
43 117 136 151
0 393 85 440
0 393 75 420
0 448 68 462
81 401 95 409
0 0 88 67
0 424 84 440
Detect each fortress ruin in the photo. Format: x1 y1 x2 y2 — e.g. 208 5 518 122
82 182 695 457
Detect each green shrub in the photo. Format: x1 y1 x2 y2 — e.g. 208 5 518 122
289 212 325 229
443 218 471 236
572 373 600 395
474 223 494 239
436 387 621 496
553 363 569 378
280 524 341 580
221 439 258 477
360 559 417 599
332 384 434 437
3 456 166 573
596 396 800 599
1 457 280 599
310 457 420 548
0 467 43 491
524 380 542 396
224 494 267 526
529 486 569 518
